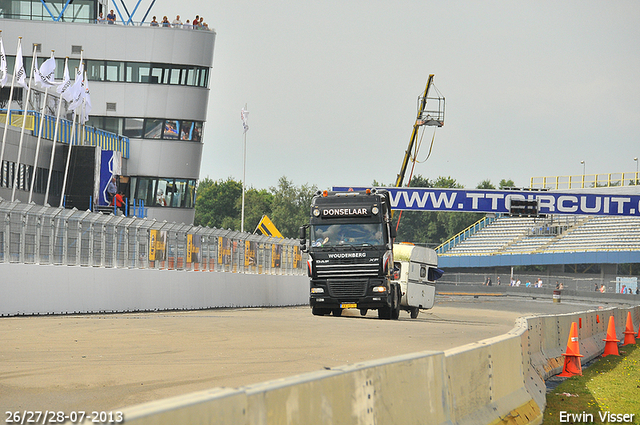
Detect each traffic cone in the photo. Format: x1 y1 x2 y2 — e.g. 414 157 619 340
558 322 583 377
623 312 636 346
602 316 620 357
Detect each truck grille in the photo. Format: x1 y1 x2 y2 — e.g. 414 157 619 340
316 258 379 279
327 279 368 298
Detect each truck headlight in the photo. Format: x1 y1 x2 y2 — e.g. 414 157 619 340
372 286 387 293
311 287 325 294
372 206 379 215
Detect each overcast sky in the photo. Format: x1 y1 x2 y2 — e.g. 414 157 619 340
150 0 639 191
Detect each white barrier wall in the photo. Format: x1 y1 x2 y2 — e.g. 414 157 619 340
0 263 309 316
106 305 640 425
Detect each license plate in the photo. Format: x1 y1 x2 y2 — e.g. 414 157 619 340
340 303 357 309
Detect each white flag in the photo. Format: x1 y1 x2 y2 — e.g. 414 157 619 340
0 38 7 88
57 61 71 95
63 62 83 104
82 74 91 122
241 107 249 134
68 75 85 111
34 56 57 88
14 41 27 89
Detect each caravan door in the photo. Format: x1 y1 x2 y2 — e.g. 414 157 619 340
405 262 436 310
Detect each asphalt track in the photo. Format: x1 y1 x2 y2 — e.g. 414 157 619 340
0 296 611 415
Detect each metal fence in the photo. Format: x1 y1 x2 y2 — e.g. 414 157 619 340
0 199 305 275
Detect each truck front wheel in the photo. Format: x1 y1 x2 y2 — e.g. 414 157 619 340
390 285 400 320
312 307 330 316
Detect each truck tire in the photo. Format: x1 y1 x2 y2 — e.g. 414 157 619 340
410 307 419 319
378 306 391 320
312 307 330 316
391 285 400 320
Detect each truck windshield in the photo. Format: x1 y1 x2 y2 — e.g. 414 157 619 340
310 223 385 247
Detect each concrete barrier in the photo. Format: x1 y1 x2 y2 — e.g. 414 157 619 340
101 305 640 425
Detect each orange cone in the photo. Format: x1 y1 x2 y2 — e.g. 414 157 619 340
602 316 620 357
558 322 583 377
623 312 636 346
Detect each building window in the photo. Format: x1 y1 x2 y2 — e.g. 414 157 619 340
131 176 196 208
144 119 163 139
123 118 144 138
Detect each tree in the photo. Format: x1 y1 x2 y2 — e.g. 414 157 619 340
220 187 274 232
194 177 242 228
270 176 318 238
499 179 515 189
476 179 496 189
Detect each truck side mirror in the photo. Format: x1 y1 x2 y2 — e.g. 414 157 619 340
390 224 397 239
299 225 308 251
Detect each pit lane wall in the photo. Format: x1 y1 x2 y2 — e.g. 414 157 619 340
103 305 640 425
0 263 309 316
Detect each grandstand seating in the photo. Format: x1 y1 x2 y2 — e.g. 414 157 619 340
440 215 640 256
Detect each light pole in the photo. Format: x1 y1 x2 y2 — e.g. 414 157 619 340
634 157 638 185
580 160 585 188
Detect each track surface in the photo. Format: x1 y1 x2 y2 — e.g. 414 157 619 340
0 296 606 414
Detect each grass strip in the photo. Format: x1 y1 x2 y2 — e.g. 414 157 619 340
543 343 640 424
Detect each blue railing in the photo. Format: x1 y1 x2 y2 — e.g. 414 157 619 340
1 109 129 159
435 215 497 254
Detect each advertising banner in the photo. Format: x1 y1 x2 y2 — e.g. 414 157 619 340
332 187 640 217
245 240 257 267
218 237 231 265
272 244 282 268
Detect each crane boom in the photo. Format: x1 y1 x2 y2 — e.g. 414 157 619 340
394 74 444 188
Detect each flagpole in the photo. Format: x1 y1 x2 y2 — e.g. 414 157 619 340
241 103 247 233
11 43 37 201
44 57 69 206
59 52 83 208
29 50 55 203
59 108 76 208
0 37 21 184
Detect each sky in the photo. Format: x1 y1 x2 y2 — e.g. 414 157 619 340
148 0 639 191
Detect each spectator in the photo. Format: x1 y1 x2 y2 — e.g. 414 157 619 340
184 19 191 29
172 15 182 27
594 283 599 291
114 192 126 215
107 176 117 205
150 16 159 27
97 12 105 24
106 9 116 24
161 16 171 27
599 284 606 293
193 15 199 29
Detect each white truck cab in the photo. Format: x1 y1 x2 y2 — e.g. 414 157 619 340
391 243 441 319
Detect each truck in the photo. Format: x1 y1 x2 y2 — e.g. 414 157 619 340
299 188 441 319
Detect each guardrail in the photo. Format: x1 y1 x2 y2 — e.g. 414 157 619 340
530 172 640 190
0 198 304 275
